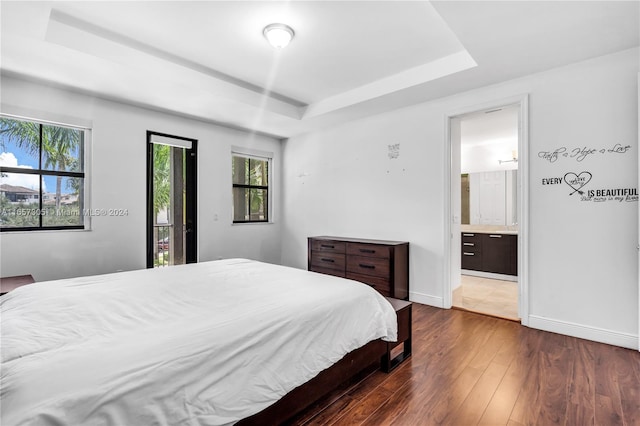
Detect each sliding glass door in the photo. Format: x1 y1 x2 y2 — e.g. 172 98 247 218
146 132 197 268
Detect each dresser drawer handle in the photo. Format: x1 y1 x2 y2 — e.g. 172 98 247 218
321 244 335 249
321 258 335 263
463 252 475 256
359 264 375 269
463 233 475 237
463 243 474 246
359 249 376 254
489 234 502 238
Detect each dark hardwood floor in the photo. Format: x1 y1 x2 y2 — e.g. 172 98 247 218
292 303 640 425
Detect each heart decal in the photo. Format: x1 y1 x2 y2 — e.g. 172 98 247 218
563 171 592 195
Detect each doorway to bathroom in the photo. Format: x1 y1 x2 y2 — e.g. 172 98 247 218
445 95 529 324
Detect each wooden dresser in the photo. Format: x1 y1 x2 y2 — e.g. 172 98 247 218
308 236 409 300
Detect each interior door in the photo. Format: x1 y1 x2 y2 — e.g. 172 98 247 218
146 132 197 268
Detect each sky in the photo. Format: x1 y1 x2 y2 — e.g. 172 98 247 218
0 136 77 195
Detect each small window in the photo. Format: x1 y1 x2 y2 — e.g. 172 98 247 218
0 116 87 231
232 153 270 223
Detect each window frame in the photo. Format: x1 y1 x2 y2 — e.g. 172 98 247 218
0 114 90 232
231 151 272 224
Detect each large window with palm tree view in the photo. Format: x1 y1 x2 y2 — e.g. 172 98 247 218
0 116 86 231
232 154 270 223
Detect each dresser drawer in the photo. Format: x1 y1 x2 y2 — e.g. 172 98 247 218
346 272 391 296
346 243 390 259
311 240 346 254
312 266 346 278
311 252 346 272
346 255 390 279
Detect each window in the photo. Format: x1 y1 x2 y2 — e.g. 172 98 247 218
0 116 87 231
232 153 270 223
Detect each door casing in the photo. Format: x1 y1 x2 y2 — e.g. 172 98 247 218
443 94 530 325
146 131 198 268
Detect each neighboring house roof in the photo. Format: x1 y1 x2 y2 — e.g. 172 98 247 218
0 184 39 194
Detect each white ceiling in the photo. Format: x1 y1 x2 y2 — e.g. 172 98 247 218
1 1 638 139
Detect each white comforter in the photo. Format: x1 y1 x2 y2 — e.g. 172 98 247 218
0 259 397 426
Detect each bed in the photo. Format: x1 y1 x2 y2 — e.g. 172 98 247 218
0 258 397 425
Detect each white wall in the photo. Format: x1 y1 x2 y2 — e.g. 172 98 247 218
0 76 282 281
282 47 639 348
462 145 519 174
460 104 519 174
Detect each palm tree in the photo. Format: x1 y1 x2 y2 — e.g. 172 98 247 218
41 124 81 210
0 118 40 157
0 118 81 211
153 143 171 217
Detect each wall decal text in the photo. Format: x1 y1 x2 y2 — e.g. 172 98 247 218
542 177 563 185
388 144 400 159
538 143 632 163
582 188 638 203
542 170 639 203
563 171 592 195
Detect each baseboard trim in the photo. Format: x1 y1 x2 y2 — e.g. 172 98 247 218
528 315 638 350
409 291 443 308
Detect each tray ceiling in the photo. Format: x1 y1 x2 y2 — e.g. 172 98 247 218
1 1 638 138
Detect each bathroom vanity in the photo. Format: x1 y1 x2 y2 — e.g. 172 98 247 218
461 226 517 276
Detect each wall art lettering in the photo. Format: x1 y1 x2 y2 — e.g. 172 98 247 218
541 177 563 185
563 171 592 195
388 143 400 159
538 143 631 163
582 188 638 203
542 170 638 203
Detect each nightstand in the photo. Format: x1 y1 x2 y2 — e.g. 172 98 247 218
382 297 412 372
0 275 35 296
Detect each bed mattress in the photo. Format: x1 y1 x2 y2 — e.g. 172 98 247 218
1 259 397 425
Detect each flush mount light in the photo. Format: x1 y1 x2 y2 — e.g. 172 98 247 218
263 23 295 49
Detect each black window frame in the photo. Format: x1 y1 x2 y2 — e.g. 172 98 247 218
232 153 270 224
0 116 87 232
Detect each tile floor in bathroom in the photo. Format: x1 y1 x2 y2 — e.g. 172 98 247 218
452 274 519 321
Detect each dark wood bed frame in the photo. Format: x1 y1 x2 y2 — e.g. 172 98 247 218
237 339 387 425
239 298 412 424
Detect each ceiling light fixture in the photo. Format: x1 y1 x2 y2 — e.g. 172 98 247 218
263 23 295 49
